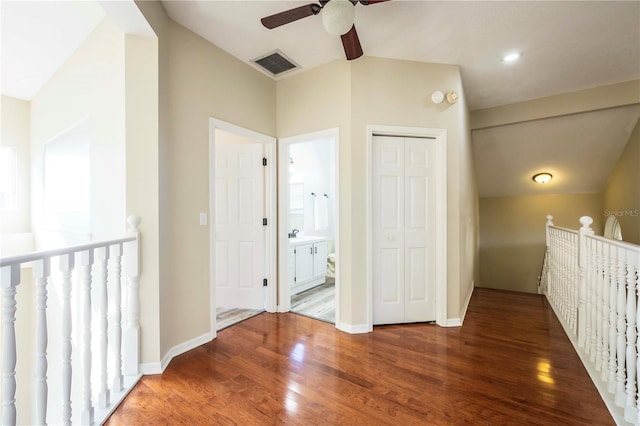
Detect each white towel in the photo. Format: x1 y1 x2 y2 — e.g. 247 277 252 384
314 195 329 231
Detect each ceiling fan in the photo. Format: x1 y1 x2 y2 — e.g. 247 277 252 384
261 0 390 61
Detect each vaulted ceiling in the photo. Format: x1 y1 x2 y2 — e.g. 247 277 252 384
2 0 639 198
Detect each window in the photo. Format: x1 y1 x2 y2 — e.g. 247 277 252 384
43 120 90 236
0 146 17 210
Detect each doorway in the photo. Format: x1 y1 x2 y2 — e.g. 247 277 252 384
278 128 339 325
366 125 448 328
209 118 277 334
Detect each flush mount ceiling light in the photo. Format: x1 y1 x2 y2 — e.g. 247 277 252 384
322 0 356 36
502 52 521 63
532 172 553 184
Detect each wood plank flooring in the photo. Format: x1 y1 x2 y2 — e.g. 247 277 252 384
216 307 264 331
105 288 614 425
290 279 335 323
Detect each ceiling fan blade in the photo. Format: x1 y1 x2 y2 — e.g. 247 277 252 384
261 4 322 29
359 0 391 4
341 25 363 60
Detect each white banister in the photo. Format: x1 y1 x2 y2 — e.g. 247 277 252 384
0 215 140 425
544 215 640 425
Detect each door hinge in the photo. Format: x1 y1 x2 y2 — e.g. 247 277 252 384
263 218 268 226
262 157 267 166
263 278 268 287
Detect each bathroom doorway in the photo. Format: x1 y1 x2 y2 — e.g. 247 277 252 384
278 128 339 325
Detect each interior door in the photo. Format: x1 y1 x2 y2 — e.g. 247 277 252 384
215 142 265 309
372 135 436 324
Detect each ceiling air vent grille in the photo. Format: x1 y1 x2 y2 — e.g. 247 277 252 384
252 50 299 77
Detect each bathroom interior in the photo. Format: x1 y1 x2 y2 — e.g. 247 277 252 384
288 136 336 323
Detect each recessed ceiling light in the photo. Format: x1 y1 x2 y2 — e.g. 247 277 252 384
532 172 552 184
502 52 521 63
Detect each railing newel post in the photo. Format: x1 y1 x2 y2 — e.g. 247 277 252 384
123 215 141 376
578 216 593 347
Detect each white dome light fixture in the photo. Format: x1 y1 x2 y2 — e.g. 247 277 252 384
322 0 356 36
532 172 553 184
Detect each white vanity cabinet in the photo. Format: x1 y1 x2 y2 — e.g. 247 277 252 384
289 236 328 295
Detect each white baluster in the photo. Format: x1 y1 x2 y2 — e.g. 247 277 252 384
79 250 94 425
590 237 599 358
578 217 593 348
1 264 20 426
595 240 604 368
545 216 553 297
110 244 124 392
571 234 584 336
59 254 74 425
123 215 141 376
625 251 637 422
601 244 611 379
96 246 110 409
34 258 51 425
607 246 617 390
615 246 626 402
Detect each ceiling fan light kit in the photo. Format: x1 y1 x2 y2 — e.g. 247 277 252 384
322 0 356 36
261 0 390 61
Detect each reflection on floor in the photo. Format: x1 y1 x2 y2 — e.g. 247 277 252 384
291 278 335 323
216 307 263 331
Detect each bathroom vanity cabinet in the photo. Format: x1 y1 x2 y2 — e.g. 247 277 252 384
289 236 328 295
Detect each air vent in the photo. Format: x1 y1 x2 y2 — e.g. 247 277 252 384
252 50 299 77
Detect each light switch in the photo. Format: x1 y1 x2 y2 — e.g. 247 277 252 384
199 213 207 226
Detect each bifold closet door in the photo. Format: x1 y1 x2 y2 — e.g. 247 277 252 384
372 135 436 325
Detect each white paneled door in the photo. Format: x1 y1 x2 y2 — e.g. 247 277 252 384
215 142 266 309
372 135 436 324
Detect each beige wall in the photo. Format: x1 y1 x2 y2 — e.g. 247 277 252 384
0 96 30 233
603 117 640 245
479 193 603 293
136 0 276 359
30 17 126 242
276 59 354 322
278 56 479 325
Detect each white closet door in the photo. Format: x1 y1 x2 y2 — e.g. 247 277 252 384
215 143 265 309
404 139 436 322
373 135 436 325
373 136 405 324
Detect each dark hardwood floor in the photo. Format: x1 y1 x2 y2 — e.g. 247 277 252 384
105 288 614 425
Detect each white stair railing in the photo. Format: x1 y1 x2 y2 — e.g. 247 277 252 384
545 215 640 425
0 215 141 425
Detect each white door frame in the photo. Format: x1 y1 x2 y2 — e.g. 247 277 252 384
209 118 277 338
278 128 340 326
366 125 447 328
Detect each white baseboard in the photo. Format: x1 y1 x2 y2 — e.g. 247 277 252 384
140 331 214 375
443 282 475 328
336 322 372 334
139 361 162 375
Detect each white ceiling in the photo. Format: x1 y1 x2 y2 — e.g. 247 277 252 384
161 0 640 110
1 1 638 199
1 1 105 100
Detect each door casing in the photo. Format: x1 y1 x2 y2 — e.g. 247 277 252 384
209 118 277 338
277 128 340 326
366 125 447 329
